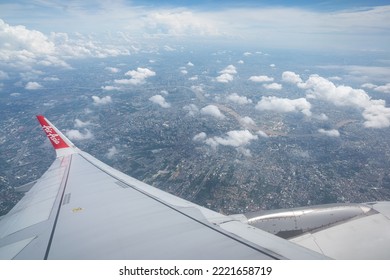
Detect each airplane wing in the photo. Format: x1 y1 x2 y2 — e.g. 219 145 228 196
0 115 328 260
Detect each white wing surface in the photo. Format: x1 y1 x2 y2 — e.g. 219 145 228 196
0 116 328 259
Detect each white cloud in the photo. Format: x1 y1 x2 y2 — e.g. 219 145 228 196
10 92 21 97
238 60 244 64
74 119 91 128
361 83 377 89
256 130 269 138
144 10 220 36
25 81 42 90
314 113 329 121
193 132 207 142
105 67 120 73
216 73 234 83
106 146 119 159
282 71 303 84
43 77 59 81
200 105 225 119
216 65 237 83
226 93 252 105
205 130 258 148
374 83 390 94
149 94 171 108
101 85 120 91
249 75 274 82
263 83 282 90
183 104 199 116
0 20 129 71
362 82 390 93
318 129 340 137
362 102 390 128
256 96 312 116
187 62 194 66
328 76 342 81
270 64 276 68
240 116 256 127
2 4 389 52
115 67 156 85
92 95 112 105
299 74 390 128
189 75 198 81
65 129 93 140
220 65 237 75
181 69 188 75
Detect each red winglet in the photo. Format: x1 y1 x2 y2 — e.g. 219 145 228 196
37 115 70 150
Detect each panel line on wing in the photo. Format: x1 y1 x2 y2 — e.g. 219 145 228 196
44 155 73 260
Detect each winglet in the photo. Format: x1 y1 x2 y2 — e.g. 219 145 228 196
37 115 78 157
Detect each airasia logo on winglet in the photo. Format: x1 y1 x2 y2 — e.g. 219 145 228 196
42 125 61 145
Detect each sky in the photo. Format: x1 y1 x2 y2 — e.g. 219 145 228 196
0 0 389 51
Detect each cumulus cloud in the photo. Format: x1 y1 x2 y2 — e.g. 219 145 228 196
299 74 390 128
149 94 171 108
220 65 237 75
226 93 252 105
249 75 274 82
106 146 119 159
65 129 93 140
74 119 91 128
0 19 129 70
256 96 312 116
25 81 42 90
200 105 226 119
205 130 258 148
263 83 282 90
115 67 156 85
92 95 112 105
193 132 207 142
183 104 199 116
240 116 256 127
187 62 194 67
282 71 303 84
216 73 234 83
318 129 340 137
216 65 237 83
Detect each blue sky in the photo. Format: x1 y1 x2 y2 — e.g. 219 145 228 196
0 0 389 51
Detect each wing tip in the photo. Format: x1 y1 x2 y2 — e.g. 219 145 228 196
36 115 78 157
